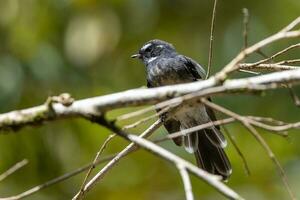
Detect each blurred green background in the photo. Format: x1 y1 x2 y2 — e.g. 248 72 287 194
0 0 300 199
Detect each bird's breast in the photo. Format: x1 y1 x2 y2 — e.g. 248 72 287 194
147 63 189 87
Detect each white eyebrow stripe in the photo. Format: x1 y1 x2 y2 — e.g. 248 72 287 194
141 43 152 51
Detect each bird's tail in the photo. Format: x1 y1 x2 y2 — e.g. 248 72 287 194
194 129 232 180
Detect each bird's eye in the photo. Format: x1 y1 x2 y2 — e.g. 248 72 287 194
144 47 152 52
141 43 153 53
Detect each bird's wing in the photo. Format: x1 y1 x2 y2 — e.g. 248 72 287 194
164 119 182 146
178 55 206 80
206 97 220 130
178 55 227 148
147 79 182 146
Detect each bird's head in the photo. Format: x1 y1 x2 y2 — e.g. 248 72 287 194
131 39 176 64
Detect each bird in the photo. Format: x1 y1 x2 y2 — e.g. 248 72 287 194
131 39 232 180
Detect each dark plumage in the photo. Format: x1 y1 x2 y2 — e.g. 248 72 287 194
132 39 232 180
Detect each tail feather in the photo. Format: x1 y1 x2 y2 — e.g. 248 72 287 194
194 129 232 180
204 127 227 148
183 132 199 153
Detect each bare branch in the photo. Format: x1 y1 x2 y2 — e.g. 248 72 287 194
238 69 260 75
243 124 296 200
72 119 163 200
156 118 236 143
128 135 243 200
2 68 300 132
177 164 194 200
206 0 218 79
72 116 243 200
76 134 116 199
223 126 251 176
280 17 300 32
215 17 300 81
0 155 116 200
122 113 157 130
276 59 300 65
0 159 28 182
242 43 300 68
122 106 169 130
242 8 249 49
239 63 299 71
247 116 287 126
201 99 296 200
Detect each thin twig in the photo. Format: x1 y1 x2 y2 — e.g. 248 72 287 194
177 164 194 200
242 8 249 49
215 17 300 81
244 43 300 68
116 106 155 122
206 0 218 79
122 106 170 130
122 113 158 130
72 119 163 200
76 134 116 199
155 113 300 145
0 155 116 200
243 124 296 200
2 67 300 132
223 126 251 176
74 116 243 200
0 159 28 182
201 99 296 200
128 135 243 200
238 69 260 75
247 116 287 126
155 118 235 143
279 17 300 32
276 59 300 65
239 63 299 71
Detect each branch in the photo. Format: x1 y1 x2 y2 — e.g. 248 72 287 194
2 68 300 132
177 164 194 200
239 63 299 71
1 16 299 131
201 99 296 200
242 8 249 49
241 43 300 69
206 0 218 79
72 116 242 200
76 134 116 199
223 126 251 176
72 119 163 200
276 59 300 65
215 17 300 81
128 135 243 200
0 155 116 200
243 123 296 200
155 118 236 143
0 159 28 182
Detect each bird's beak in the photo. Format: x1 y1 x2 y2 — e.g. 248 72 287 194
131 53 141 59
